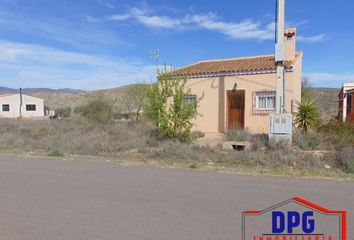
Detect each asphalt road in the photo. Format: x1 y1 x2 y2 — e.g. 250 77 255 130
0 155 353 240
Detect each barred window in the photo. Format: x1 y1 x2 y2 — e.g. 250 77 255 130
2 104 10 112
184 95 197 105
256 91 276 110
26 104 36 111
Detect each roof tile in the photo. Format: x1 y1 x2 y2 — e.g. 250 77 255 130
170 53 301 77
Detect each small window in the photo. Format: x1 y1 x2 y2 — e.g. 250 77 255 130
184 95 197 105
347 94 352 114
26 104 36 111
256 91 276 110
2 104 10 112
287 35 293 41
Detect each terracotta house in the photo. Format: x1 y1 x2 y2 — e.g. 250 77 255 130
170 28 303 134
338 82 354 122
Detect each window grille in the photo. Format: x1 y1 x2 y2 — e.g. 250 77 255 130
252 91 276 115
184 95 197 105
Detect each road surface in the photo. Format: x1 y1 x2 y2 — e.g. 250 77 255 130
0 155 352 240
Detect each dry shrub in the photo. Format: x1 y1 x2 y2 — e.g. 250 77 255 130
328 147 354 174
0 119 154 156
226 129 251 141
0 118 352 176
318 121 354 149
293 131 320 150
151 140 211 162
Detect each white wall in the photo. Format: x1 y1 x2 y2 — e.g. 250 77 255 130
0 94 44 118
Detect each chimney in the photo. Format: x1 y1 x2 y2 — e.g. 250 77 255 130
284 28 296 61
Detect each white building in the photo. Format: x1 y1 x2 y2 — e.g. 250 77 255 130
338 82 354 122
0 93 44 118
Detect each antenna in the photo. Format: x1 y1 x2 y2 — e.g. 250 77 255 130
150 49 160 75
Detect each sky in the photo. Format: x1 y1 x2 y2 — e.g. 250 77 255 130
0 0 353 90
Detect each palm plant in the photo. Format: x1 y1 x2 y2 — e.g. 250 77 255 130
294 99 321 132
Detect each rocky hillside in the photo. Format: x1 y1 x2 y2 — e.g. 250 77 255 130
309 88 339 123
29 84 147 112
1 85 340 122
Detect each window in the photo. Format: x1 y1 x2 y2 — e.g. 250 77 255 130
347 94 352 114
184 95 197 105
256 91 276 110
2 104 10 112
26 104 36 111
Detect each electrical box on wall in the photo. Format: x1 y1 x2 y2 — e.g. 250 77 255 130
269 114 293 144
270 114 292 134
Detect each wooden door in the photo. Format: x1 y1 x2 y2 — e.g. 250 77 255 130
227 90 245 129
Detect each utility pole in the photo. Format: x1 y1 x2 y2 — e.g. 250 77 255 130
275 0 285 114
269 0 292 145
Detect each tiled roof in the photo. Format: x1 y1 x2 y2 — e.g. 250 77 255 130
170 53 301 77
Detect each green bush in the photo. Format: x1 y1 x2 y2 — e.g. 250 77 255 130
55 107 71 118
48 150 64 157
74 98 114 124
294 99 321 132
144 75 203 142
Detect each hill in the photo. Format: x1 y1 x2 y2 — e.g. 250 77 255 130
2 85 340 122
0 87 84 94
308 87 339 122
30 84 147 111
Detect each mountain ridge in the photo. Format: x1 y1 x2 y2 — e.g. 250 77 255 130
0 87 85 94
1 85 340 123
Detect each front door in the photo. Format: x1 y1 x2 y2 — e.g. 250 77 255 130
227 90 245 129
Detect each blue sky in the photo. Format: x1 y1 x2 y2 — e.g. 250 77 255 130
0 0 353 90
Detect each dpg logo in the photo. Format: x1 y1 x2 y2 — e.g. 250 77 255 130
242 197 346 240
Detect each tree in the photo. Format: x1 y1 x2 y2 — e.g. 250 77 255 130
301 76 312 101
55 107 71 118
122 84 148 122
74 98 114 124
294 99 321 132
144 75 203 142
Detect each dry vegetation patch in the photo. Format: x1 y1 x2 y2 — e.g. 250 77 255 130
0 119 352 178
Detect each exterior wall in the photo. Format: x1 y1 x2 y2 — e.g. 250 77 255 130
339 83 354 122
285 33 296 61
185 55 302 134
346 92 354 122
0 94 44 118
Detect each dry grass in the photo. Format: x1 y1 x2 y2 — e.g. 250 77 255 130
0 118 151 156
0 118 352 178
2 84 347 178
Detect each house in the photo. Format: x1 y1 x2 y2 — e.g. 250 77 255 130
338 82 354 122
0 93 44 118
170 28 303 134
